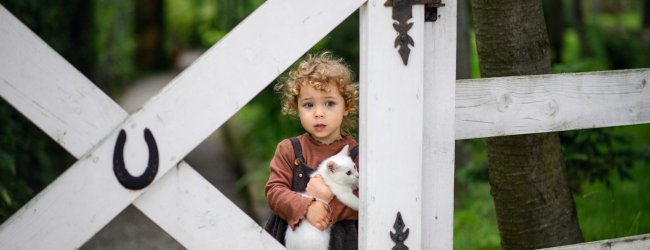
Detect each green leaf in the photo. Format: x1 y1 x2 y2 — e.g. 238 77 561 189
1 188 12 206
0 151 16 176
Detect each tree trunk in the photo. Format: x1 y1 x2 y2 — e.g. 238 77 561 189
570 0 591 57
641 0 650 41
454 0 473 207
470 0 584 249
543 0 565 64
645 0 650 29
457 0 472 80
135 0 167 70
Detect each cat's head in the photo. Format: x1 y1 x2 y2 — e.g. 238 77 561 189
325 145 359 188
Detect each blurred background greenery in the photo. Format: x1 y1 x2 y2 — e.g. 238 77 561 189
0 0 648 249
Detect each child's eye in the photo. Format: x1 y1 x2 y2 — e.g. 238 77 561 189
325 101 336 107
346 170 351 175
302 102 313 108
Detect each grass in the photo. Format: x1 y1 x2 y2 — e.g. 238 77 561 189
454 181 500 250
575 161 650 240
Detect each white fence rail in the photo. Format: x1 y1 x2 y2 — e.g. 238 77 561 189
456 69 650 139
542 233 650 250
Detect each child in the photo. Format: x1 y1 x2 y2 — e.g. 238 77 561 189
264 52 360 250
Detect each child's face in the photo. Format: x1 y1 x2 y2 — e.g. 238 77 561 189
297 84 349 144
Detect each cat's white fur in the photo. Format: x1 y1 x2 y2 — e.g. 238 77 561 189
285 145 359 250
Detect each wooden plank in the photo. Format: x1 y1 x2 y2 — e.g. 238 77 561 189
0 6 127 158
133 162 282 249
360 1 424 249
540 233 650 250
455 69 650 139
422 2 456 249
0 1 364 248
0 5 283 249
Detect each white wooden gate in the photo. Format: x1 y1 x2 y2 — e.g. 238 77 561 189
1 0 649 249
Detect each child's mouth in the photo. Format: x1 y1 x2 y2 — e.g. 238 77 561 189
315 124 326 131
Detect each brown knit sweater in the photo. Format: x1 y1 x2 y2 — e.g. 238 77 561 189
265 133 359 229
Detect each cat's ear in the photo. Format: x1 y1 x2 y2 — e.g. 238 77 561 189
338 145 350 156
327 161 336 173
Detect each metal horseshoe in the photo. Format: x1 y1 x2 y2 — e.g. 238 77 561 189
113 128 159 190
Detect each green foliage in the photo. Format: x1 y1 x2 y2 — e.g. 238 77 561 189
165 0 266 49
456 139 489 183
552 29 609 73
454 182 500 250
553 10 650 73
95 0 137 95
574 161 650 240
0 101 73 223
560 127 650 193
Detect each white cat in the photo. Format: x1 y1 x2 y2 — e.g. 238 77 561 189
285 145 359 250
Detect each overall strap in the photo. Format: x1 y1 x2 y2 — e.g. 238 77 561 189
349 145 359 161
289 137 310 192
289 137 305 165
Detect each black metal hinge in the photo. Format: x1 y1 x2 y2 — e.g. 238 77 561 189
384 0 445 65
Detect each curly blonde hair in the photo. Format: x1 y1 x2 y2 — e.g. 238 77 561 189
275 52 359 134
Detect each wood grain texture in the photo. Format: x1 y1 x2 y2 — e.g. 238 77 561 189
422 1 457 249
540 233 650 250
455 69 650 140
360 1 423 249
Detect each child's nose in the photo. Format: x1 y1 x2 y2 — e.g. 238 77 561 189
315 106 325 117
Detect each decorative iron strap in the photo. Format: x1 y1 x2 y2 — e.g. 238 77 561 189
384 0 445 65
390 211 410 250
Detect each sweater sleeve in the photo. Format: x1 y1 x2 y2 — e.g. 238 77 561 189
265 140 312 229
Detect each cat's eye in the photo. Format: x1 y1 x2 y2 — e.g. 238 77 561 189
346 170 351 175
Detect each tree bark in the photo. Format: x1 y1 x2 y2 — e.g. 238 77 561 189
543 0 565 64
645 0 650 29
641 0 650 41
135 0 167 70
570 0 591 57
454 0 474 207
457 0 472 80
470 0 584 249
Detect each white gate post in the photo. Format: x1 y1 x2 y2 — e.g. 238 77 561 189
360 1 424 249
423 1 456 249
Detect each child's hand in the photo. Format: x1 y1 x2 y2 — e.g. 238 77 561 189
306 175 333 202
305 200 331 231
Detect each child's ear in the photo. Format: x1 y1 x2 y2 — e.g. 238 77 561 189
344 109 349 116
327 161 336 173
